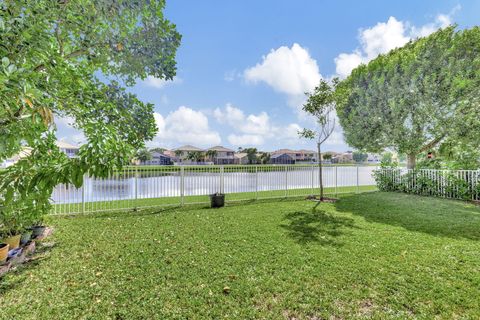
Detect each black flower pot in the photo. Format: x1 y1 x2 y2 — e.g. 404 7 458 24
209 193 225 208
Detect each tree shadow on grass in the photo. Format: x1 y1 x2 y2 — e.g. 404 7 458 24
334 192 480 241
281 208 356 246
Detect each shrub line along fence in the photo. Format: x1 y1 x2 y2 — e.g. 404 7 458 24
51 165 378 214
375 168 480 201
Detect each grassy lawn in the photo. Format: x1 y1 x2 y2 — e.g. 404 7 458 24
1 192 480 319
52 185 377 214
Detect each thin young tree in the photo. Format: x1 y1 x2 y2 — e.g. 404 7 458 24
300 79 337 201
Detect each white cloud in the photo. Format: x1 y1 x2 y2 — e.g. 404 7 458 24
142 76 182 89
282 123 302 140
361 17 410 60
151 106 221 147
214 104 272 136
213 104 244 126
334 52 366 80
214 104 272 146
214 103 309 148
227 134 264 146
55 116 86 145
410 11 454 38
244 43 321 96
334 9 459 78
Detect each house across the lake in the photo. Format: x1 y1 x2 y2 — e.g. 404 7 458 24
207 146 235 165
271 149 318 162
1 141 80 168
234 152 249 165
140 145 370 166
141 151 173 166
56 141 80 158
171 145 206 164
331 151 354 163
269 153 295 165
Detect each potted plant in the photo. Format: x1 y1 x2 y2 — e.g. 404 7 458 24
26 200 50 239
0 243 9 264
0 207 23 250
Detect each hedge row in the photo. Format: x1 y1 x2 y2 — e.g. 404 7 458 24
374 169 480 201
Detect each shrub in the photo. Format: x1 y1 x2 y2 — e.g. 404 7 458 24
374 169 480 201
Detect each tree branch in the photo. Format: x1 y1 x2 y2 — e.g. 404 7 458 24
419 134 446 153
33 48 88 72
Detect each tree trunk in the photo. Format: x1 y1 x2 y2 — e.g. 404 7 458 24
317 142 324 201
407 153 416 169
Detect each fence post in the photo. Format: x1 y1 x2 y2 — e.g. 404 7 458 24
255 166 258 200
285 165 288 198
134 166 138 211
220 166 225 194
81 174 86 214
311 165 314 195
356 165 359 194
335 166 338 197
180 167 185 206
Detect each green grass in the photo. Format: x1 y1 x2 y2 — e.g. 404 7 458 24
52 184 378 214
2 192 480 319
120 163 381 172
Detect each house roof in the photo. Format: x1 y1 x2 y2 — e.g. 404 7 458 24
7 147 32 161
323 151 340 156
234 153 248 159
207 145 234 152
272 149 297 154
173 145 203 152
273 149 317 155
56 141 79 149
271 153 294 159
151 151 172 158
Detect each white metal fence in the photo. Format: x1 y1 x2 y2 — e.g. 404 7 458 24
375 168 480 201
51 165 378 214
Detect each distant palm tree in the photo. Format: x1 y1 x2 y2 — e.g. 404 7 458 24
174 150 183 157
186 151 204 162
150 147 166 154
205 150 218 162
245 148 258 164
259 152 270 164
136 148 152 162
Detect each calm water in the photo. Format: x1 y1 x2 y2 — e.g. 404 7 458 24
52 166 378 204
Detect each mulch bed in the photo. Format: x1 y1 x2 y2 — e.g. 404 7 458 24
0 227 53 277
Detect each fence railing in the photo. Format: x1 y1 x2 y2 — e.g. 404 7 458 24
374 168 480 201
51 165 378 214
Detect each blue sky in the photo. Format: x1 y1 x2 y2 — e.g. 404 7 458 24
58 0 479 152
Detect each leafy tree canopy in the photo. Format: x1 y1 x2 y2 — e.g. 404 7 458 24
336 26 480 168
352 152 368 163
0 0 181 226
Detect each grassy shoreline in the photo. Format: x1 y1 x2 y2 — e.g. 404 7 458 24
52 185 378 214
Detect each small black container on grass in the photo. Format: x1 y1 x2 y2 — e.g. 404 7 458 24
209 193 225 208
